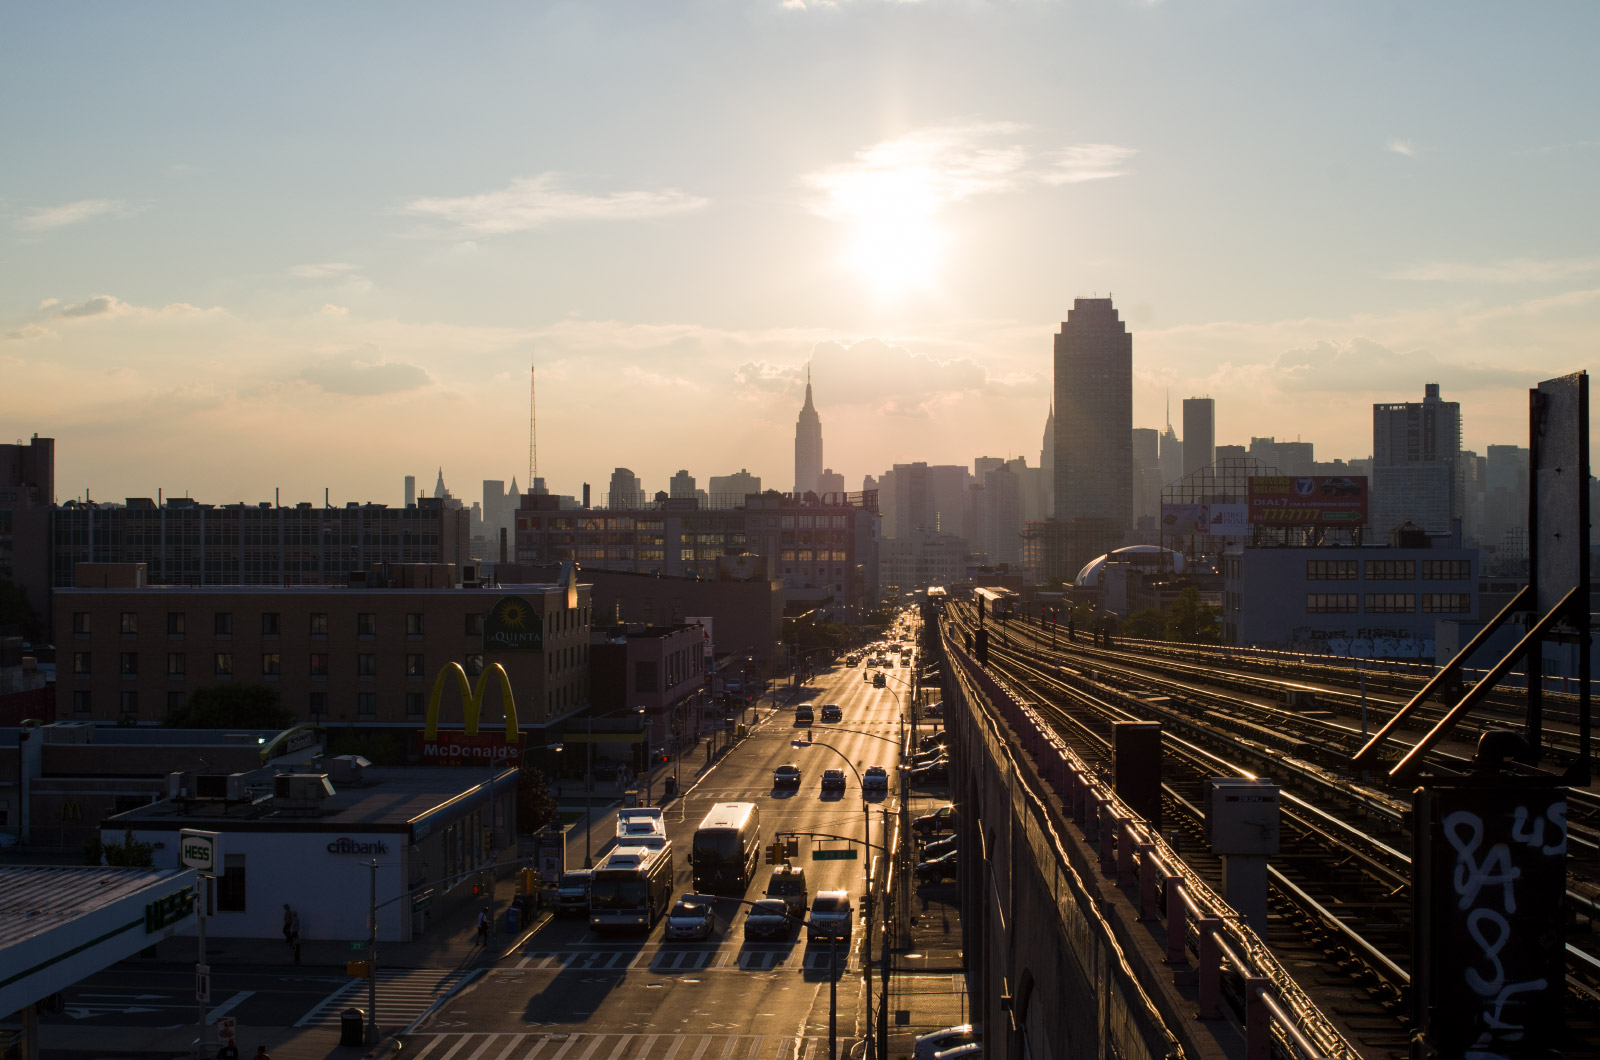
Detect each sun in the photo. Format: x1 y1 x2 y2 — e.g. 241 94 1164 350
819 164 946 296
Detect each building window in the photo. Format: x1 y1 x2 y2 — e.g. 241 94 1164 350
358 653 377 677
261 612 280 636
1422 560 1471 580
310 612 328 636
357 612 377 637
120 612 138 635
167 612 185 636
406 613 423 636
1365 560 1415 581
214 612 234 636
635 661 658 694
72 612 91 635
1306 594 1358 613
216 854 246 912
1365 593 1416 613
119 652 138 676
214 653 234 677
262 652 281 676
72 690 91 714
1422 594 1472 613
465 654 484 677
309 692 327 719
120 690 138 715
168 653 185 677
73 651 91 676
406 653 425 678
465 613 484 636
309 653 328 677
167 691 185 712
358 692 377 718
405 692 425 718
1305 560 1358 580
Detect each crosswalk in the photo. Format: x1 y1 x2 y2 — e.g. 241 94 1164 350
406 1031 840 1060
296 967 483 1030
512 947 854 974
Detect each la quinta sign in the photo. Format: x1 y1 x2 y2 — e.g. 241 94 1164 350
179 828 220 873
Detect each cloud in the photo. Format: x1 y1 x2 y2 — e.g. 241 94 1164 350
1260 338 1532 394
17 198 127 231
1388 257 1600 284
57 295 126 318
320 304 349 316
1038 144 1140 184
289 263 361 279
2 324 59 342
300 350 431 395
1386 137 1418 158
736 336 990 417
403 174 709 235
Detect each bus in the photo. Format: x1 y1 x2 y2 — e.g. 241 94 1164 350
616 807 669 848
691 801 761 894
589 842 675 932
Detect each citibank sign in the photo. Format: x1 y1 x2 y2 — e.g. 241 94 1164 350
328 837 389 855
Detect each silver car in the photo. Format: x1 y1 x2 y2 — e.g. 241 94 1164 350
664 893 716 941
914 1025 981 1060
806 890 853 941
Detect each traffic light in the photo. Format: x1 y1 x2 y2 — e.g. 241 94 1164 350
785 836 799 857
345 961 372 979
765 842 778 865
660 751 671 764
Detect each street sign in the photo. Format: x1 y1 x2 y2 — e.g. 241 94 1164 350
195 965 210 1004
349 941 368 950
812 849 858 861
179 829 219 873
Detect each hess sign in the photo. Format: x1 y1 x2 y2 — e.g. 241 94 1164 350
179 828 220 873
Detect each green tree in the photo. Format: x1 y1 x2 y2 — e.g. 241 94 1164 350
1163 586 1222 644
516 759 557 834
163 684 296 729
323 727 406 766
0 577 43 644
102 829 154 867
1124 609 1166 640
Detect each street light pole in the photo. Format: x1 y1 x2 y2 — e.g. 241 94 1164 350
585 713 593 868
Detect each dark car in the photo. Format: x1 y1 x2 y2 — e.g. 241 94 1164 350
915 849 959 883
873 672 887 688
821 703 842 722
914 805 957 837
765 863 809 915
773 764 802 788
795 705 815 724
918 733 948 754
820 768 847 792
910 761 948 785
922 833 958 859
1320 476 1362 497
744 898 794 940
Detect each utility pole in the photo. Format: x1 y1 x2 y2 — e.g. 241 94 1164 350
194 874 209 1058
367 858 378 1044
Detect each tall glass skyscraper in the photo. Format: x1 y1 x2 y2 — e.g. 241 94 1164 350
1052 298 1133 527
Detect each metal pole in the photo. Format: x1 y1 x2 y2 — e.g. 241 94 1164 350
864 798 873 1060
829 930 838 1060
585 714 593 868
195 874 208 1057
367 858 378 1044
879 807 890 1058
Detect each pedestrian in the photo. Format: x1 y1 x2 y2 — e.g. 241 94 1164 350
476 906 490 947
281 904 293 948
253 1047 271 1060
288 909 302 965
215 1041 239 1060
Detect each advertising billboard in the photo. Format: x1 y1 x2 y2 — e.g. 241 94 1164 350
483 596 544 652
1159 502 1250 536
1247 476 1368 526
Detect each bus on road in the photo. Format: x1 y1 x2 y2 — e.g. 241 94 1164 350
589 842 675 932
692 801 761 894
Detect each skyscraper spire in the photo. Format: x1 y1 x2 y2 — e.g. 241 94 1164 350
794 362 823 494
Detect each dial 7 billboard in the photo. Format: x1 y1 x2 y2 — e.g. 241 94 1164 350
1247 476 1368 526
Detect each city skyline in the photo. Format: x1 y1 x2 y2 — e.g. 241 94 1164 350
3 3 1597 502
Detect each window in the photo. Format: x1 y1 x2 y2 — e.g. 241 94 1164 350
358 653 377 677
1306 594 1358 613
308 692 327 719
262 652 281 676
405 692 425 718
1365 560 1415 581
1365 593 1416 613
73 651 91 676
465 613 484 636
309 653 328 677
120 612 138 635
465 654 484 677
167 612 185 636
261 612 280 636
214 653 233 676
72 612 91 635
357 612 377 637
216 854 246 912
635 661 658 694
406 653 425 678
72 690 91 714
406 613 423 636
310 612 328 636
119 651 138 676
167 691 185 712
214 612 233 636
1422 560 1471 580
1305 560 1357 581
120 690 139 714
1422 594 1472 613
358 692 377 718
168 652 185 677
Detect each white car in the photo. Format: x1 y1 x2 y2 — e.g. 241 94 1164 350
664 894 716 941
914 1025 981 1060
862 766 889 792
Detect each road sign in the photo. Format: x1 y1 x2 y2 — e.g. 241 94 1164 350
349 940 368 950
812 849 858 861
179 829 220 873
195 965 211 1004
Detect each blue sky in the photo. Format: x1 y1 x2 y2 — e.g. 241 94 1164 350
3 1 1596 504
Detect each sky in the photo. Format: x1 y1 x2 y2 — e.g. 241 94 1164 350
2 1 1596 507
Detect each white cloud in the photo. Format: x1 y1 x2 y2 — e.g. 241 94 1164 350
50 294 226 321
1038 143 1140 184
289 262 361 279
1388 257 1600 284
300 349 431 395
2 324 59 342
1386 137 1418 158
17 198 127 231
403 174 709 236
320 304 349 316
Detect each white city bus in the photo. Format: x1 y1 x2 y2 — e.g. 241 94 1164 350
589 842 675 932
692 801 761 894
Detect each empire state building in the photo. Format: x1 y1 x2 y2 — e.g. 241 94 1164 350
793 366 823 495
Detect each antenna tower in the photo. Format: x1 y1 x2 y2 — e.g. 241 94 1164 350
529 363 538 488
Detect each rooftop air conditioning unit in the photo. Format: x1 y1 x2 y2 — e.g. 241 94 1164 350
168 771 191 798
273 773 335 811
326 755 370 785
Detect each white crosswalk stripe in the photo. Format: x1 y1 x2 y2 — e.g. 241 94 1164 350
295 967 482 1029
405 1032 833 1060
512 948 853 973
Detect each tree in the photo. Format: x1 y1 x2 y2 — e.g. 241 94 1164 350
1124 609 1165 640
164 684 296 729
1164 586 1222 644
0 577 43 644
516 758 557 834
102 828 154 867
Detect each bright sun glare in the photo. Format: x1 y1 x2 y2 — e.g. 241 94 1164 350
820 165 946 296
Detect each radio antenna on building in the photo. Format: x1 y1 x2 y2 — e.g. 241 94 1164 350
529 361 538 488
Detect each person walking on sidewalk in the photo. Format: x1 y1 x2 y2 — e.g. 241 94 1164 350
476 906 490 947
253 1048 271 1060
288 909 302 965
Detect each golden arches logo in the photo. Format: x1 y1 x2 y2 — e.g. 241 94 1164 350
423 661 520 741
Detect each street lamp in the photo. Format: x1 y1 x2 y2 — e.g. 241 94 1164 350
585 706 646 868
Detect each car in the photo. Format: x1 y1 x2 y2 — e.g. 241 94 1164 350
862 765 889 792
912 749 947 770
807 890 854 940
915 849 959 883
930 1045 982 1060
820 703 842 722
744 898 794 940
765 862 809 915
820 768 847 792
665 893 716 941
910 762 948 785
554 870 592 916
918 733 948 753
795 705 815 724
773 764 802 788
914 805 957 837
873 673 887 688
922 833 958 859
923 701 944 718
913 1025 982 1060
1320 476 1362 497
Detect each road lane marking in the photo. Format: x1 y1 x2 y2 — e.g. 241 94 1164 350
206 990 254 1023
688 1036 714 1060
576 1034 607 1059
465 1034 501 1060
437 1036 475 1060
660 1034 684 1060
548 1035 580 1060
634 1035 658 1058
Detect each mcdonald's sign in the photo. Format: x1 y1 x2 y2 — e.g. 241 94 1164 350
419 661 524 766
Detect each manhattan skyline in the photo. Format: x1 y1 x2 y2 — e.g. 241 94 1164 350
2 2 1596 504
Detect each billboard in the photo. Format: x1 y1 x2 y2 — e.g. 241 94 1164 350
1159 502 1249 536
1247 476 1368 526
483 596 544 652
419 661 523 765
